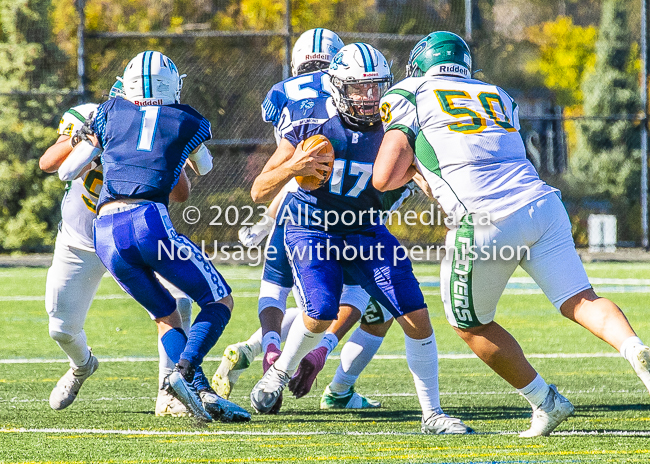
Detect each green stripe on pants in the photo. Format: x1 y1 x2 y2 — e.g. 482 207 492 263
449 215 479 328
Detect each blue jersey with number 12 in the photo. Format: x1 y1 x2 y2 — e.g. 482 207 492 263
91 98 211 209
279 96 384 234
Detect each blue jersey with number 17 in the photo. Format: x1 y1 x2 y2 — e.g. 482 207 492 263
91 98 211 210
279 96 384 234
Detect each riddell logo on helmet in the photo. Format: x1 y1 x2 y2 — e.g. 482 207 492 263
134 99 163 106
305 53 330 61
439 65 469 76
362 72 380 77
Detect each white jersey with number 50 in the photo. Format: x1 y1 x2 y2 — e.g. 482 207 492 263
381 76 557 223
57 103 101 251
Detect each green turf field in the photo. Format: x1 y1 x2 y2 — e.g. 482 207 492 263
1 262 649 463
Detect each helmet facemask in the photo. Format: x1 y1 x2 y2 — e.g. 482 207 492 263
331 76 392 124
296 60 330 76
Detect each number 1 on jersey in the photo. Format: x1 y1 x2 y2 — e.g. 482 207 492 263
137 106 160 151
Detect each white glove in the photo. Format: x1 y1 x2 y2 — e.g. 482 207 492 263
187 143 213 175
59 139 101 181
238 215 274 247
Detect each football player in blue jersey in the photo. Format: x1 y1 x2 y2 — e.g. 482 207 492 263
78 51 250 423
39 82 201 417
215 29 397 412
248 43 472 434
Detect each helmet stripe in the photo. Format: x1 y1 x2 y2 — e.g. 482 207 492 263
143 51 153 99
354 43 374 72
140 52 147 99
314 28 323 53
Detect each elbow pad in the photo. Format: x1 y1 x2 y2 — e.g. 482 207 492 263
58 139 101 181
188 144 213 175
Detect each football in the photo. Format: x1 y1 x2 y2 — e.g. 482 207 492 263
295 134 335 191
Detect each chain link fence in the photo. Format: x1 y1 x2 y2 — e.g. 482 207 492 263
24 0 645 251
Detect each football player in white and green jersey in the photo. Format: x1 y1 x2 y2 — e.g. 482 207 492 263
373 31 650 437
40 90 194 416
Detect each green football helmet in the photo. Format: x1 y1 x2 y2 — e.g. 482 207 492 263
406 31 471 78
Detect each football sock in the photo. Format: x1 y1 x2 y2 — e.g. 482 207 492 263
405 333 441 415
158 298 193 388
329 328 383 394
52 330 91 370
262 331 282 354
517 373 550 408
316 333 340 357
273 315 325 375
280 307 302 342
246 307 302 359
161 327 188 364
181 302 231 366
620 336 645 364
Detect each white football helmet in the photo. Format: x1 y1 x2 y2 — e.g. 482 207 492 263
120 51 185 106
328 43 393 124
291 28 344 77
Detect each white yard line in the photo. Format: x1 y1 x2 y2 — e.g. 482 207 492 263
0 352 623 364
1 427 649 437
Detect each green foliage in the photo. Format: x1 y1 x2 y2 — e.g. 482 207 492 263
0 0 68 252
526 16 597 107
570 0 641 202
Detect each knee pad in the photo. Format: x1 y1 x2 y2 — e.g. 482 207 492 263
340 285 371 313
49 329 76 344
258 280 292 314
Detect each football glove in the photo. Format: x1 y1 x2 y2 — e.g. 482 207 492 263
238 215 274 247
69 112 95 148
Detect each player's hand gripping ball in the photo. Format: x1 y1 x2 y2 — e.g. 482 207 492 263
295 134 335 191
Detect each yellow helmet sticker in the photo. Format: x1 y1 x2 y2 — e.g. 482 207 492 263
380 102 392 123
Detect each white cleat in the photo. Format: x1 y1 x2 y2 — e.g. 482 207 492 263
520 384 574 437
250 365 290 414
212 342 254 399
320 385 381 410
49 354 99 410
630 345 650 395
155 389 189 417
421 410 474 434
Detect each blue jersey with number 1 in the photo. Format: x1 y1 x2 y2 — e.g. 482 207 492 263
279 96 384 234
91 98 211 209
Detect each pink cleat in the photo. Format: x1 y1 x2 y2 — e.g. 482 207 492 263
262 345 283 414
288 346 328 399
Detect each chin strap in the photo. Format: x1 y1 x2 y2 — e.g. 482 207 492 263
340 112 379 131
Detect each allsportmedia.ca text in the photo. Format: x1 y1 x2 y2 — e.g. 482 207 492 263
275 204 493 230
181 203 494 229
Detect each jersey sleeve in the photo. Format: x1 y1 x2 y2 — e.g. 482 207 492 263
261 85 286 126
279 97 330 147
277 106 298 146
90 101 111 149
499 87 521 131
380 80 421 149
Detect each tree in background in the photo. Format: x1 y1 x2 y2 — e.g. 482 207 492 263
0 0 70 252
526 16 597 108
569 0 641 240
